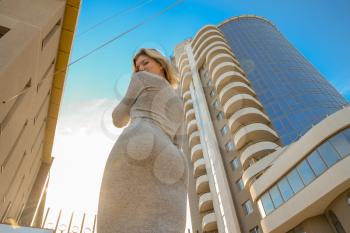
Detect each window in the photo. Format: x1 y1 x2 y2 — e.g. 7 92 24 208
260 193 274 216
317 142 340 167
0 25 10 38
207 79 212 87
221 125 229 136
277 178 294 201
286 169 304 193
242 200 253 215
231 157 240 170
249 226 261 233
236 178 244 191
296 160 315 185
329 133 350 158
256 127 350 216
269 185 283 208
225 141 234 152
210 89 216 97
216 111 224 120
213 99 219 109
328 211 346 233
307 151 327 176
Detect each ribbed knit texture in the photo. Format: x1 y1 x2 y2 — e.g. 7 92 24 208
98 71 188 233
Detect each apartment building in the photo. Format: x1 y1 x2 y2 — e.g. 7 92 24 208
0 0 80 227
174 15 350 233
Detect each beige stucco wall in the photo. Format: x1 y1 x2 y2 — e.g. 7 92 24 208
0 0 80 224
302 215 334 233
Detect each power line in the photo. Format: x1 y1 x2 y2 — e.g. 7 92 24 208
77 0 154 38
54 0 185 76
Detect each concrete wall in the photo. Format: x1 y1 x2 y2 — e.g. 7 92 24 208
0 0 80 224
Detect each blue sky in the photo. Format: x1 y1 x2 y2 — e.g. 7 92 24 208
62 0 350 105
46 0 350 223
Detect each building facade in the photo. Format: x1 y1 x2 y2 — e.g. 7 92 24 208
174 15 350 233
0 0 80 227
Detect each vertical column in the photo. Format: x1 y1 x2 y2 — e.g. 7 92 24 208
186 45 241 233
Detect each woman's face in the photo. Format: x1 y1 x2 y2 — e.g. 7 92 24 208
134 54 165 78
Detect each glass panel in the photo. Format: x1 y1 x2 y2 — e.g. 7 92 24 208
217 111 224 120
342 127 350 142
210 90 216 97
207 79 212 87
249 226 260 233
221 125 229 135
277 178 294 201
226 142 234 152
287 169 304 193
213 100 219 109
231 158 240 170
317 142 340 167
257 199 266 218
269 185 284 208
296 160 316 185
236 178 244 191
307 151 327 176
329 133 350 158
243 200 253 215
260 193 274 215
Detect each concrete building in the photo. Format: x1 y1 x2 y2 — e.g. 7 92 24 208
174 15 350 233
0 0 80 227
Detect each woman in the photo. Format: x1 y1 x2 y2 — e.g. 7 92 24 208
98 48 188 233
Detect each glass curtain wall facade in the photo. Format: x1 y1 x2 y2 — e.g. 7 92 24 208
219 17 348 145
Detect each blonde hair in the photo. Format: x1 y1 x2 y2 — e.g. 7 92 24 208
133 48 179 87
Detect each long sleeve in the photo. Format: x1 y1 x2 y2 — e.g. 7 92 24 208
112 72 145 128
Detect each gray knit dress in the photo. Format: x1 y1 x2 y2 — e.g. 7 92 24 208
97 71 189 233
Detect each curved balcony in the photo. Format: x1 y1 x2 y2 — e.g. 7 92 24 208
205 45 235 65
195 41 232 67
181 71 192 93
240 141 280 169
219 82 256 106
191 144 203 162
178 58 189 75
187 119 198 135
208 53 239 74
196 174 210 194
192 27 223 53
191 25 220 49
215 70 249 93
185 109 195 123
194 34 226 59
189 130 200 148
182 90 191 102
234 123 279 150
223 94 262 119
242 148 282 187
228 107 270 133
260 156 350 233
193 158 206 178
211 61 244 84
180 63 191 78
184 99 193 112
199 192 214 212
177 52 188 68
202 212 217 232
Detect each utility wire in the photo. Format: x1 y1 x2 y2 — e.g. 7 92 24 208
54 0 185 76
77 0 154 38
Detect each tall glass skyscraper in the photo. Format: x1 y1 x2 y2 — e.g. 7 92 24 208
219 17 348 145
174 15 350 233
